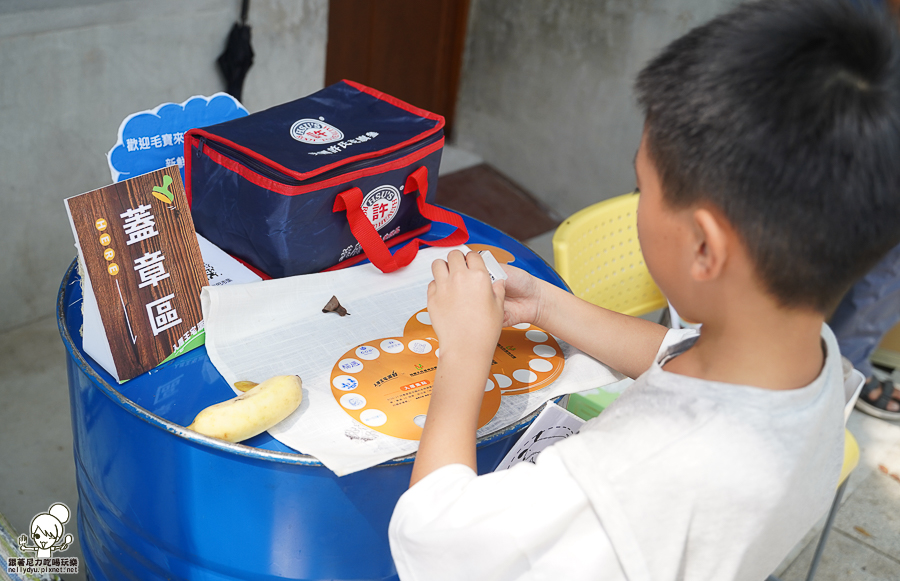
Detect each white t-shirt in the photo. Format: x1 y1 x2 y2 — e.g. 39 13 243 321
389 325 845 581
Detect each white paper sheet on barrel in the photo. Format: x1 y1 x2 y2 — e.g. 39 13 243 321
201 245 623 476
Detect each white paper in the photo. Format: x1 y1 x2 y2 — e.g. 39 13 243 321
196 234 262 287
494 402 584 471
201 245 624 476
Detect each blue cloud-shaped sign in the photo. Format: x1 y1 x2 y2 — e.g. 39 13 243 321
107 93 249 183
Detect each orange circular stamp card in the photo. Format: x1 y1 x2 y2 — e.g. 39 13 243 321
405 309 565 395
330 336 501 440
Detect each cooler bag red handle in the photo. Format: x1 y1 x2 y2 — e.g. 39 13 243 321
333 166 468 273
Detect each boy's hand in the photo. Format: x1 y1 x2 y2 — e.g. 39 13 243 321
428 250 506 359
500 264 545 328
411 250 506 487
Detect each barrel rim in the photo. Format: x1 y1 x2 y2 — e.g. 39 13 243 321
57 258 546 469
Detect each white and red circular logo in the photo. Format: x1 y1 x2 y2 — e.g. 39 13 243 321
290 118 344 144
362 185 401 230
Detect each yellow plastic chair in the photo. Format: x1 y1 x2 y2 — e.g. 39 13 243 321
552 192 667 317
806 428 860 580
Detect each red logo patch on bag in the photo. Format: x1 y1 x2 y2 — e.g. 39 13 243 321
363 185 401 230
290 118 344 144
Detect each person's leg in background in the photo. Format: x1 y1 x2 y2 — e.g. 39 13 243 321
830 242 900 419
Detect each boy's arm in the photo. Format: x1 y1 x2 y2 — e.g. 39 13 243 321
409 253 668 487
407 349 490 484
410 251 506 487
503 265 668 380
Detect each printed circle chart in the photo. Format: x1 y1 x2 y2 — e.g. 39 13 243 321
404 309 565 395
330 335 501 440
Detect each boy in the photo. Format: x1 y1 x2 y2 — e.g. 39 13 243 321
389 0 900 579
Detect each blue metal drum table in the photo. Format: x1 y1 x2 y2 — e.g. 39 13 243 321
57 213 565 581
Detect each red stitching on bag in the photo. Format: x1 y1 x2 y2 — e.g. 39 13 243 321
341 80 445 127
185 134 194 207
193 137 444 197
187 128 444 183
182 82 444 183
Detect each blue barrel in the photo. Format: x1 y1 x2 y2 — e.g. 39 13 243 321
57 215 565 580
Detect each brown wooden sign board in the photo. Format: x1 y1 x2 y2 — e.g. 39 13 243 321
65 166 208 381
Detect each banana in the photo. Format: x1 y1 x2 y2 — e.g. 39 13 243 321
187 375 303 443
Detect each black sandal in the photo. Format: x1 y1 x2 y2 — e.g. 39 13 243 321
855 376 900 421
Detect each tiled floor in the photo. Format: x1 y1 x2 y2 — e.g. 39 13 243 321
773 410 900 580
1 148 897 580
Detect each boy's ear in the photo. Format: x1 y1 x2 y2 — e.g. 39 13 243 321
690 207 729 281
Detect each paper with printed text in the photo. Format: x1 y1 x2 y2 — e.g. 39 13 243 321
201 246 623 475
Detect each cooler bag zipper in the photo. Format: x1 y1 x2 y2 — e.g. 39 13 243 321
198 131 444 188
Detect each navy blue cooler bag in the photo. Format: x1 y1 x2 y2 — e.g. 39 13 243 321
185 80 468 277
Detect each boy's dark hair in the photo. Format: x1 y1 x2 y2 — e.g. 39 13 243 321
635 0 900 312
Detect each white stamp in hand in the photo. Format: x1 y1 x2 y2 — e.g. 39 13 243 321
478 250 508 283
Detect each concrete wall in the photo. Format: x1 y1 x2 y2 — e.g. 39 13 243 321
0 0 327 333
453 0 736 219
